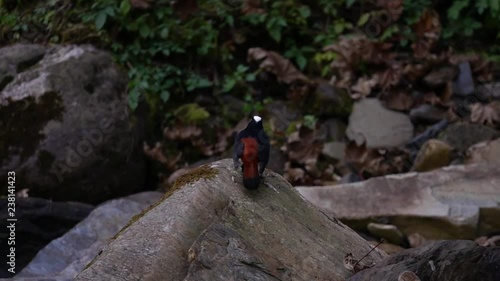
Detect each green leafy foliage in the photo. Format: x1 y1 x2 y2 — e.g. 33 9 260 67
303 114 318 129
222 65 256 93
442 0 500 39
1 0 499 119
173 103 210 124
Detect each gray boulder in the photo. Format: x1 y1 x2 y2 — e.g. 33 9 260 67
15 192 163 280
438 122 500 152
0 44 145 203
0 198 94 278
346 98 414 148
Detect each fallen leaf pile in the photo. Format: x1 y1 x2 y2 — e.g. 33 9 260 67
470 102 500 126
247 47 310 84
281 124 324 184
146 3 498 189
344 141 410 179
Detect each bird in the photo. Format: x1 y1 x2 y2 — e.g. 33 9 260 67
233 116 270 189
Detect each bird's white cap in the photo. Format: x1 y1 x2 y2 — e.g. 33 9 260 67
253 116 262 122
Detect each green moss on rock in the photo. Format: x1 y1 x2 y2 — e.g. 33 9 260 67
170 164 218 192
109 165 218 242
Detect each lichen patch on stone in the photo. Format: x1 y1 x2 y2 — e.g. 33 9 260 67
171 164 218 191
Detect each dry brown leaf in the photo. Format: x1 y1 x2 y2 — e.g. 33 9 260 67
324 35 394 73
321 164 337 182
283 125 324 169
375 64 402 90
247 47 309 84
411 9 441 58
371 0 404 21
475 235 500 247
191 123 240 156
471 59 494 82
423 66 458 87
143 142 182 170
422 92 442 106
345 141 383 174
130 0 151 9
403 63 430 82
172 0 198 20
351 76 378 99
445 106 461 122
283 161 306 184
287 83 315 103
345 142 410 178
380 88 414 111
470 102 500 126
440 81 453 105
164 125 202 140
329 72 353 88
449 53 480 65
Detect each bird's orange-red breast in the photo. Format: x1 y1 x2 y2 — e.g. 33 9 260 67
241 137 259 180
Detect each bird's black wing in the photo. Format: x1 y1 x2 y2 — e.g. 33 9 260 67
257 130 270 175
233 132 244 170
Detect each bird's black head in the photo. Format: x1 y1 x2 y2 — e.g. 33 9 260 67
246 115 263 133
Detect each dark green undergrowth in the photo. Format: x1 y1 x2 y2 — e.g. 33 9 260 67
1 0 499 117
2 0 499 186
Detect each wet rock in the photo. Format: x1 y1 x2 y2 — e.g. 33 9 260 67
0 44 146 204
423 66 458 87
346 98 414 148
375 242 405 255
477 82 500 99
367 223 406 246
77 159 386 281
297 163 500 240
0 198 93 278
322 141 346 161
312 81 353 118
267 145 287 174
465 138 500 164
0 44 46 90
452 62 475 96
438 122 500 152
264 100 300 134
409 104 445 124
348 240 500 281
16 192 163 280
410 139 453 172
319 118 346 141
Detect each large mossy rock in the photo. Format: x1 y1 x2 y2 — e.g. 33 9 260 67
0 44 145 203
76 159 386 281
